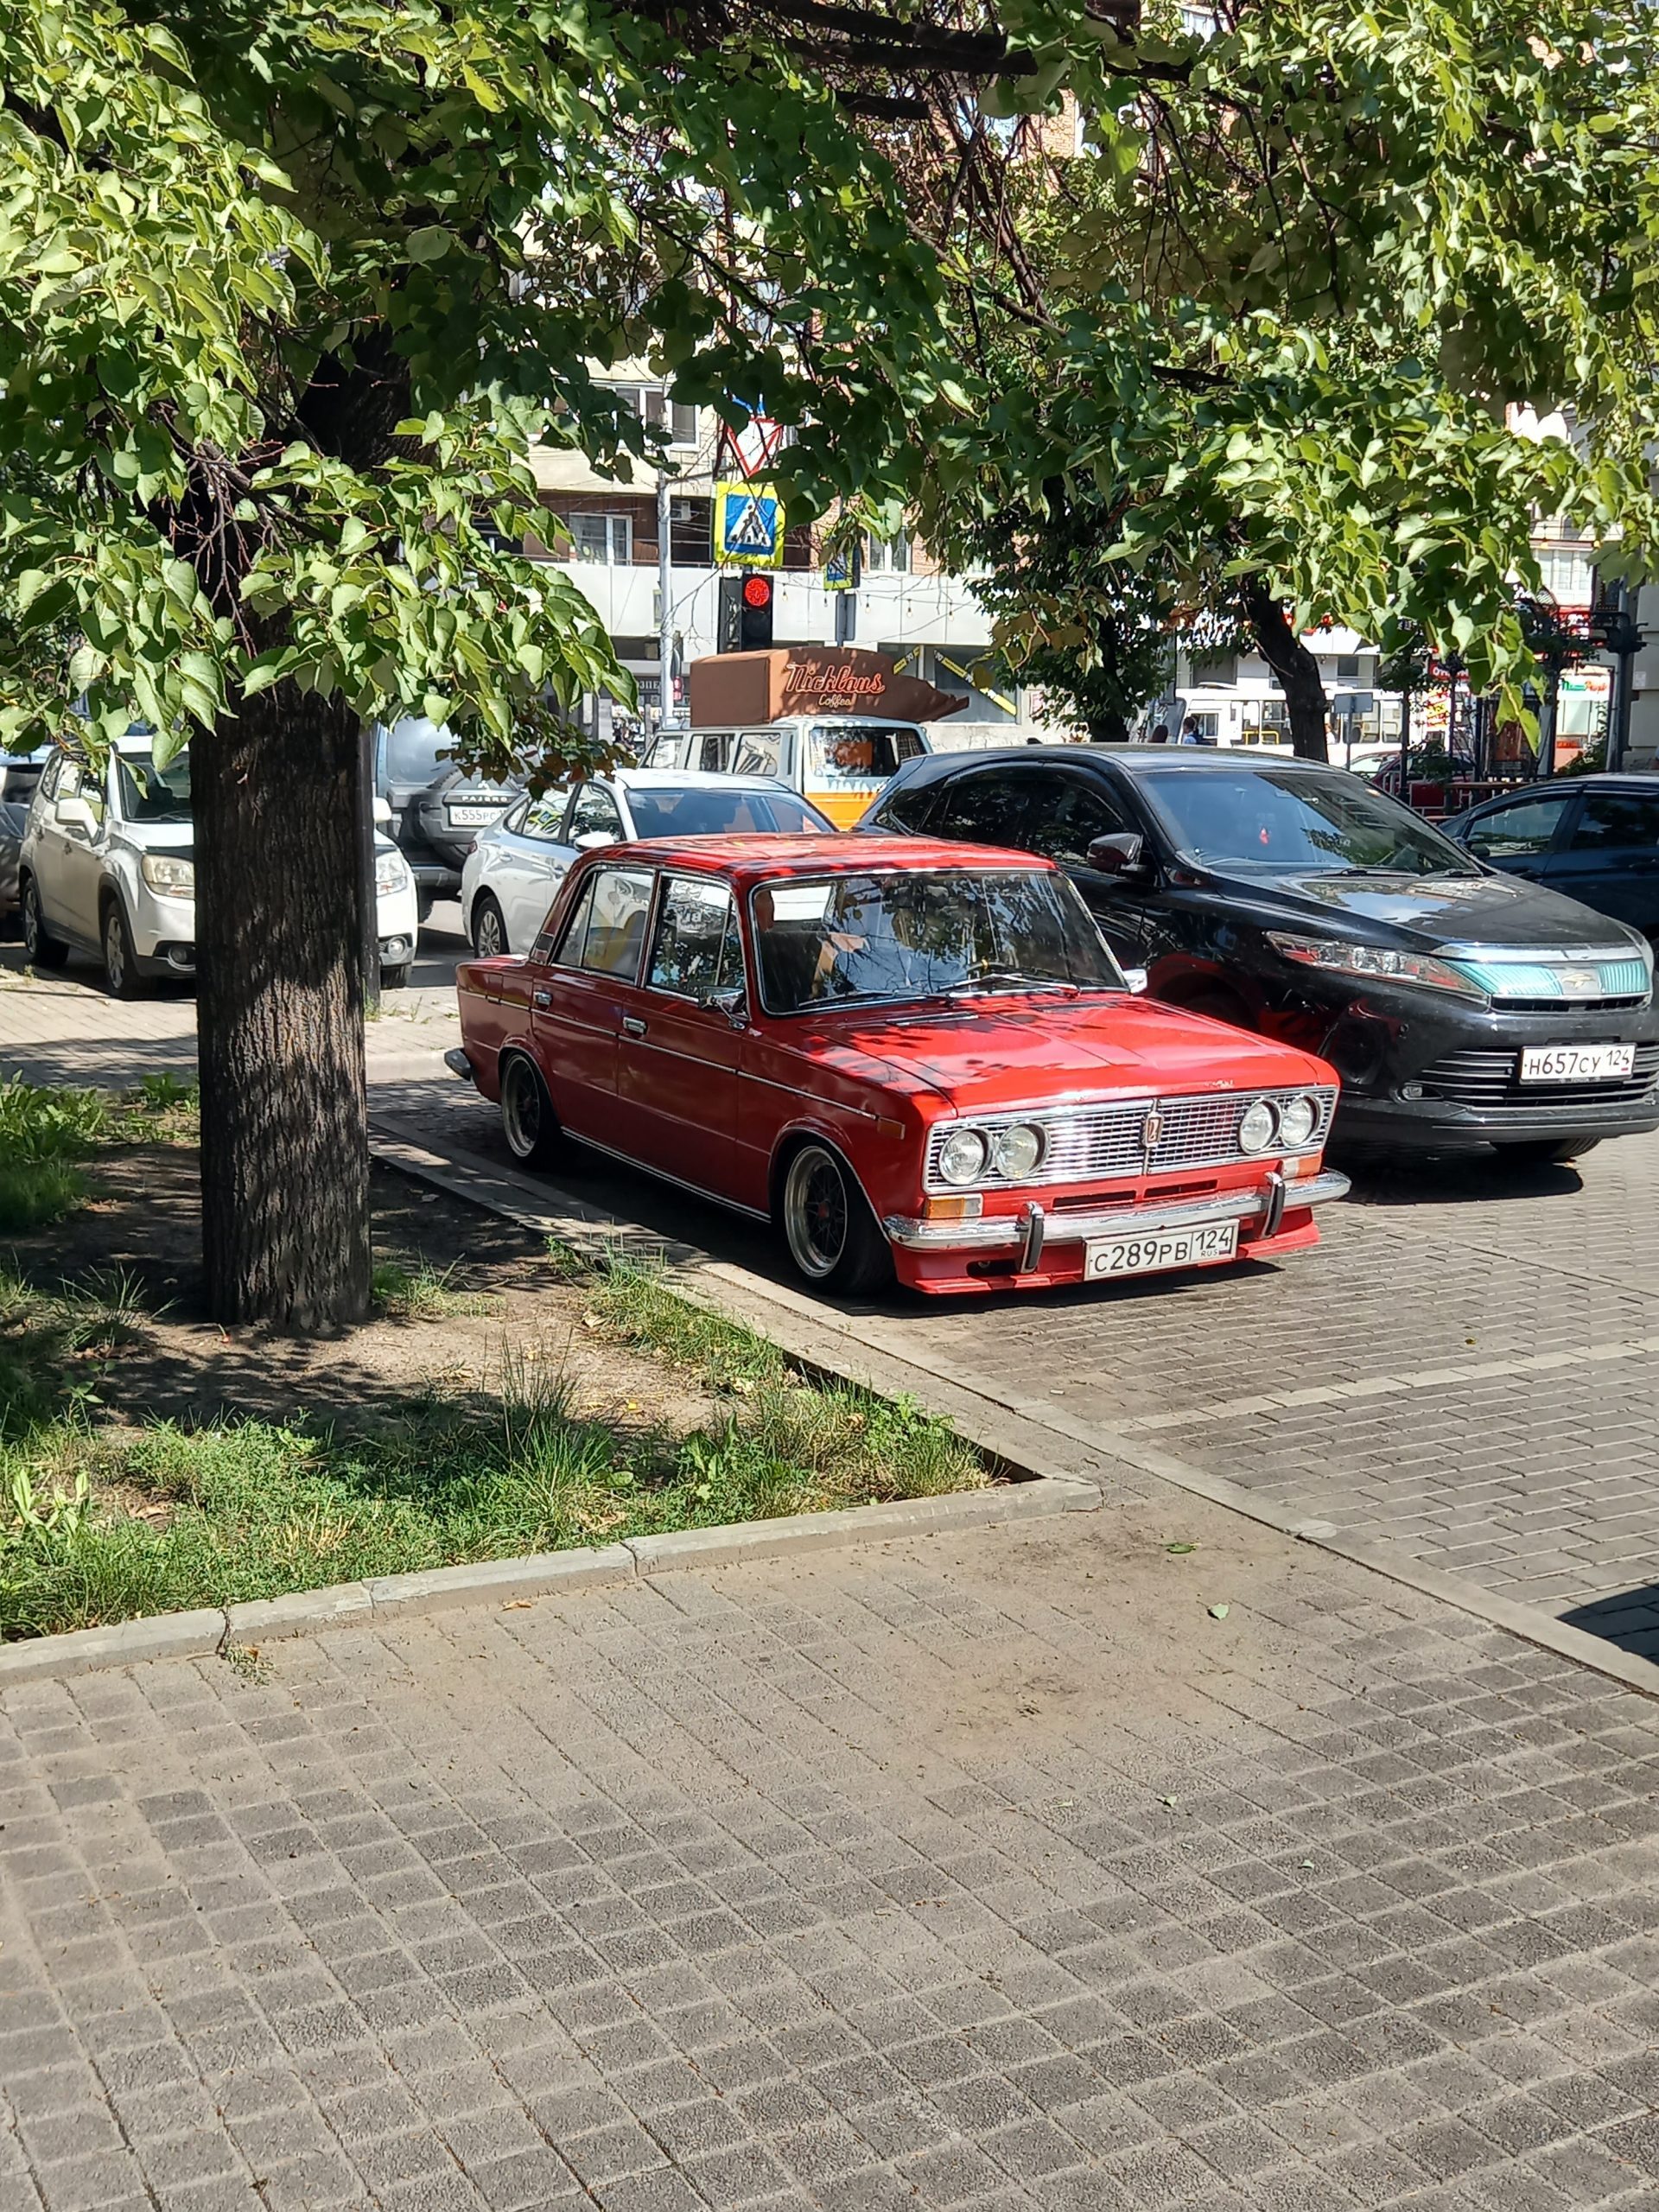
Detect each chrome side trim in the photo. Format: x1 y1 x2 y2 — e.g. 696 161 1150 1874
884 1170 1350 1254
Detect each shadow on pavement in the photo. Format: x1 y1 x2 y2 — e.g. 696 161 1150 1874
1339 1149 1590 1207
1560 1586 1659 1663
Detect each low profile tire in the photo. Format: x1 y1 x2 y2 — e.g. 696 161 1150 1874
471 894 508 958
499 1052 562 1167
779 1141 893 1296
380 963 411 990
20 878 68 969
101 897 145 1000
1495 1138 1601 1168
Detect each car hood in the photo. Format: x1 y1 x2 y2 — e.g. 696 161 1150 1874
790 995 1330 1112
116 824 194 855
1207 864 1641 953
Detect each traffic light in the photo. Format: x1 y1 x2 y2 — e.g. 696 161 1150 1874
718 571 775 652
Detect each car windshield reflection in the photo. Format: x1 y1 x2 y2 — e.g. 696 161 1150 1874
1139 765 1480 878
750 868 1125 1014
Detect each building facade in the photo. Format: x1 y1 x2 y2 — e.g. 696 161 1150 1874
528 372 1021 734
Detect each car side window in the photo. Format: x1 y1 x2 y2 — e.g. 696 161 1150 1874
876 778 939 834
1566 792 1659 852
36 754 61 805
1466 793 1572 858
554 865 654 977
931 769 1033 849
645 875 741 1003
56 760 106 824
565 784 624 846
731 731 781 777
1018 773 1131 867
521 790 571 842
694 733 730 772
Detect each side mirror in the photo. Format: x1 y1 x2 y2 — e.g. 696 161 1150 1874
54 795 99 838
372 794 392 827
1086 831 1147 878
709 984 748 1028
573 829 617 851
1122 966 1149 995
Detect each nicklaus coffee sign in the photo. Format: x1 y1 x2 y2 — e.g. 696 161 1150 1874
687 647 968 726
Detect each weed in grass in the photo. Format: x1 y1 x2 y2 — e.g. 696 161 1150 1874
133 1072 197 1113
372 1255 490 1320
543 1236 592 1282
0 1158 89 1233
0 1076 109 1161
588 1260 786 1390
223 1643 273 1686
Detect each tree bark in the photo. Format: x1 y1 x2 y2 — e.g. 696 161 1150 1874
192 682 372 1330
1243 581 1329 761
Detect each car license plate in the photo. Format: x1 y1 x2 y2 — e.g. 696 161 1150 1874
1519 1043 1635 1084
448 802 501 827
1084 1218 1239 1281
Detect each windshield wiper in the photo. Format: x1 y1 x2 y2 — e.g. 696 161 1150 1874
939 971 1081 997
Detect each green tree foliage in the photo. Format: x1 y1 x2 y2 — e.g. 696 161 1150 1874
911 0 1659 753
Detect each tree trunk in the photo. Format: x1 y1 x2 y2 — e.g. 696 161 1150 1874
192 683 372 1330
1243 582 1329 761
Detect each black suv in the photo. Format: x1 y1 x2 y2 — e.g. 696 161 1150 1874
861 747 1659 1163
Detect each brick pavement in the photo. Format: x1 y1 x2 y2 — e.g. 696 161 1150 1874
8 1505 1659 2212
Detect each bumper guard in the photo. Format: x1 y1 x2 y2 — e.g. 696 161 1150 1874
884 1169 1351 1256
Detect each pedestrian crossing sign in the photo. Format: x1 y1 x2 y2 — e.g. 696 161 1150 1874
715 481 785 569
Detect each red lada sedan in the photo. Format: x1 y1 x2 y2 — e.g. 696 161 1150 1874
449 836 1349 1295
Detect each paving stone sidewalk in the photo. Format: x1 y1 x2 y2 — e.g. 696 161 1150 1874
8 1499 1659 2212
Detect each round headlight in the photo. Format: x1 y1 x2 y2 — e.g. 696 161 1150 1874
1279 1095 1318 1148
938 1128 989 1186
1238 1098 1279 1154
993 1123 1044 1179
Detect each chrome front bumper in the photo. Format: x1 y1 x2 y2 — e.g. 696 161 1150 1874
884 1169 1351 1257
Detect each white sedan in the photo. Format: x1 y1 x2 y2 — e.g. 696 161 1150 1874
459 769 835 955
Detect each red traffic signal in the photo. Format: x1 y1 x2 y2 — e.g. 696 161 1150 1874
741 575 773 610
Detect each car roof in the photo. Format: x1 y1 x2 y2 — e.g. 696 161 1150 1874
1462 772 1659 811
897 744 1340 781
590 834 1051 885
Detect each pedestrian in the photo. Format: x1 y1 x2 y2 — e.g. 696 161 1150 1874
1149 721 1169 744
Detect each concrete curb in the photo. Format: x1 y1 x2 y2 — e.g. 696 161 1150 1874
0 1482 1098 1688
366 1119 1659 1707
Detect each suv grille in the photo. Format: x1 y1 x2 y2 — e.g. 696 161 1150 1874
925 1088 1338 1190
1419 1046 1659 1113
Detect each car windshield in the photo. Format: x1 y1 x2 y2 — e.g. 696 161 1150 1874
627 786 828 837
115 753 191 823
1138 765 1478 878
750 868 1124 1014
379 716 455 786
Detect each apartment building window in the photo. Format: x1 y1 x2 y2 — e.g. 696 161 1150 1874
606 385 698 447
863 531 912 574
1334 653 1376 684
1536 543 1595 606
571 513 632 565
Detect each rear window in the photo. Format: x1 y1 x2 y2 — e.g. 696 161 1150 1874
626 786 827 838
808 724 925 785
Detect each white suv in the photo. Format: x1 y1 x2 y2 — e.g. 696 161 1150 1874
20 740 419 996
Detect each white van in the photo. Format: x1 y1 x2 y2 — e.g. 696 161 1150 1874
641 714 932 829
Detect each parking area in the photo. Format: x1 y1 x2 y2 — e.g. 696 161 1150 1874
5 931 1659 1666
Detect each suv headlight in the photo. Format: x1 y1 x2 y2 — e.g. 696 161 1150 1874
375 850 410 896
1268 932 1489 1003
140 854 194 894
938 1128 989 1186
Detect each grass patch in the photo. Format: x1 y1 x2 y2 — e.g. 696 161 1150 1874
0 1073 197 1232
580 1253 787 1390
0 1159 89 1233
372 1255 490 1320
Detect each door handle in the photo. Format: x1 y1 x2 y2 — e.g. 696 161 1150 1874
621 1014 647 1037
532 988 550 1008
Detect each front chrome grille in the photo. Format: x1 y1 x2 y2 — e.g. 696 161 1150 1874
1418 1046 1659 1113
924 1087 1338 1192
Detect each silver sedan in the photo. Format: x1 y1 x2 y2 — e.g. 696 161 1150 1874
459 768 834 955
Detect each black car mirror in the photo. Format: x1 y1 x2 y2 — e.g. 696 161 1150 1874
1086 832 1148 879
709 984 748 1028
